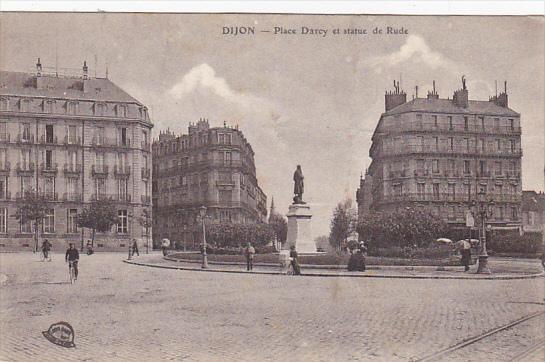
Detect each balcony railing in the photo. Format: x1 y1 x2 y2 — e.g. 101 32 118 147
91 165 109 177
91 136 131 148
63 163 82 175
40 135 58 144
0 161 11 172
141 195 151 205
378 145 523 157
0 134 10 143
39 163 58 174
380 192 521 203
63 192 83 202
63 135 82 146
91 193 132 202
114 165 131 177
15 134 34 144
16 162 35 174
141 168 150 179
15 191 58 201
382 122 522 135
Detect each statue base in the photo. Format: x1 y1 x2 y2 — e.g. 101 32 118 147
285 203 316 253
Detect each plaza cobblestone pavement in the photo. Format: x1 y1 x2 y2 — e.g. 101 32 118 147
1 252 544 361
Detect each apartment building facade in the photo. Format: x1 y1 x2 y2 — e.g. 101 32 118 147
152 119 267 248
358 79 522 230
0 60 153 251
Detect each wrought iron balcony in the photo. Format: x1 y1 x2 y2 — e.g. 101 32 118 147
16 162 35 174
39 163 58 174
40 135 58 144
63 192 83 202
141 195 151 205
0 191 11 200
63 135 82 146
63 163 83 175
15 134 34 144
91 165 109 177
0 161 11 173
0 134 10 143
114 165 131 177
141 168 151 179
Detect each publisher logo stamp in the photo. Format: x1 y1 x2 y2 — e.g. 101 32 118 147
42 321 76 348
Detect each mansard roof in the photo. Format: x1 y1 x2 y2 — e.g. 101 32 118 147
0 70 142 104
384 97 520 117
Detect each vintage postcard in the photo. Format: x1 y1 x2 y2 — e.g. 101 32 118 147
0 6 544 362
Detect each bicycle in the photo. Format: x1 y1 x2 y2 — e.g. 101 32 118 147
68 260 77 284
41 249 52 262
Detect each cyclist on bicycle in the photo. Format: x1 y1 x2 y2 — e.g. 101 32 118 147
65 243 79 280
41 239 52 261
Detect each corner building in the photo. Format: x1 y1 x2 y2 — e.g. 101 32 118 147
152 119 267 248
0 61 153 251
358 80 522 230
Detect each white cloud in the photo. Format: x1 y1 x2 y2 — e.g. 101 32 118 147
169 63 257 108
366 34 458 72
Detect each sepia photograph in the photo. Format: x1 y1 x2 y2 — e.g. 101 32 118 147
0 2 544 361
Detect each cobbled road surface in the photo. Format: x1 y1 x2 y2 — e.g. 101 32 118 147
1 253 543 361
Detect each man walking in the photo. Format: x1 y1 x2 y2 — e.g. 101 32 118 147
245 242 255 271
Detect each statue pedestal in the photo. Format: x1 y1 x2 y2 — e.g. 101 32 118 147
285 203 315 253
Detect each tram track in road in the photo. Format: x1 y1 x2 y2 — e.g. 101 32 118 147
416 309 545 362
509 338 545 362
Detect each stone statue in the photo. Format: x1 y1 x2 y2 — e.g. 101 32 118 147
293 165 305 204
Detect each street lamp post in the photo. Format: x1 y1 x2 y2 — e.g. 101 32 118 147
199 206 208 269
476 188 494 274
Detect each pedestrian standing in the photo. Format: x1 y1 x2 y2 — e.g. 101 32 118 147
459 239 472 272
161 238 170 256
132 239 139 257
289 245 301 275
245 242 255 271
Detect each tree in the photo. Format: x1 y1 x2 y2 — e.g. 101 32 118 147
12 189 50 252
329 199 358 251
77 199 119 247
357 208 450 251
269 212 287 250
136 208 152 253
206 223 275 249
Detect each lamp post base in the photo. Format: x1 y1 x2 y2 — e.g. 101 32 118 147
476 255 491 274
202 253 209 269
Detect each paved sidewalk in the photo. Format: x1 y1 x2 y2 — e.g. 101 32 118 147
126 254 545 280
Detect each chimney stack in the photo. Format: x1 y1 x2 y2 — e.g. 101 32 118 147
452 75 469 108
82 61 89 80
427 80 439 99
36 58 42 77
489 80 508 108
385 80 407 111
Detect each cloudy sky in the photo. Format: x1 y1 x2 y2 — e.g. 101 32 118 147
1 13 543 237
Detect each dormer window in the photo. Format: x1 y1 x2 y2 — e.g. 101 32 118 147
19 99 31 112
0 98 8 111
116 104 127 118
66 101 78 115
139 107 148 120
42 100 55 113
94 102 106 116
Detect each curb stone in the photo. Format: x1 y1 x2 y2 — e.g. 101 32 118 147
124 259 545 280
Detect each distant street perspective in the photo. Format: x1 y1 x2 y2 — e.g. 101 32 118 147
1 252 544 361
